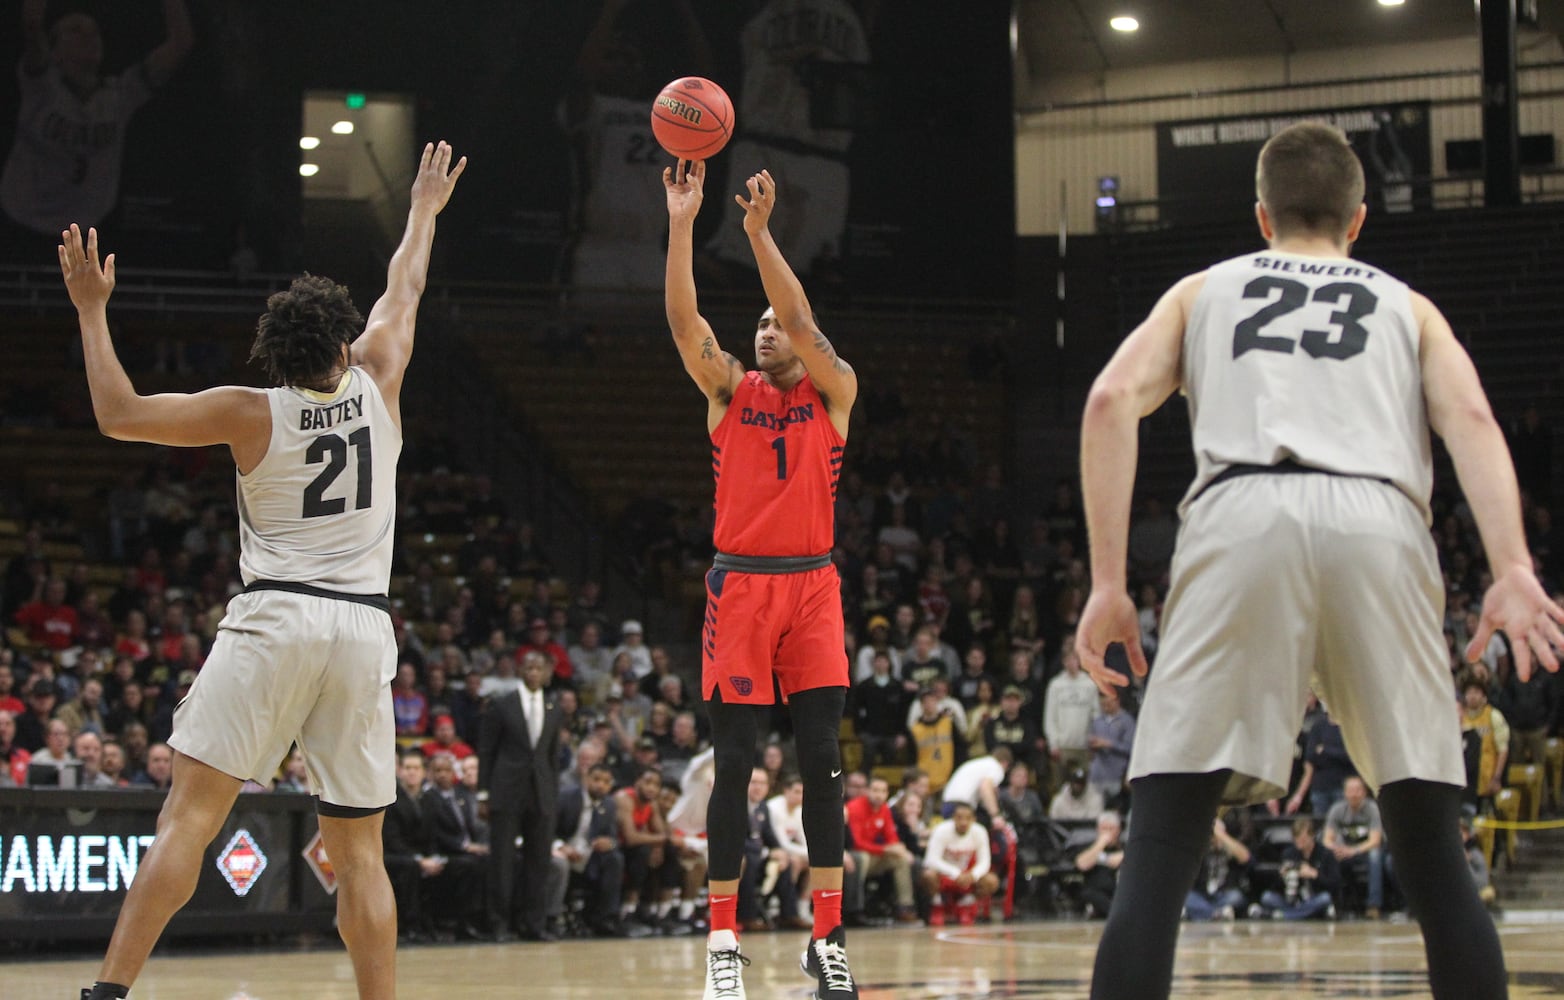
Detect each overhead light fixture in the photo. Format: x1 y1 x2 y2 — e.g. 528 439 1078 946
1110 15 1139 31
1377 0 1405 5
331 120 354 135
299 163 320 177
299 136 320 150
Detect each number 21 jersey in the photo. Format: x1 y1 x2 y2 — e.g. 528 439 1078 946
1180 251 1432 523
236 367 402 593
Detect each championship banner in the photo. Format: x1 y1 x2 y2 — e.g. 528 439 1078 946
1155 103 1433 225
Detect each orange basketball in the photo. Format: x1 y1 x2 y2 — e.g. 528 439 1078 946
650 77 735 160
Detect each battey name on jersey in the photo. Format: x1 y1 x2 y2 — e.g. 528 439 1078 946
299 395 364 431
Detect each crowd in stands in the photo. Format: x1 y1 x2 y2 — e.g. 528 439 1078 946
0 380 1558 938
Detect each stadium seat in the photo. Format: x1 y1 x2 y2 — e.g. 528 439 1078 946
1506 763 1544 823
1545 738 1563 813
1492 788 1521 867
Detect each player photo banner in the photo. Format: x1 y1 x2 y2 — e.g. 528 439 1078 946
1155 102 1432 225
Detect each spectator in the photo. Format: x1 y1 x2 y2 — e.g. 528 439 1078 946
1004 647 1046 712
767 773 811 898
921 802 999 926
478 654 523 700
72 730 117 789
99 739 130 787
567 622 615 698
943 746 1013 832
13 577 78 651
1049 766 1105 822
1288 707 1356 818
1460 676 1510 814
0 662 23 716
1086 689 1136 809
547 761 624 937
0 709 33 786
135 741 173 791
852 650 908 771
420 752 487 939
845 774 919 923
615 765 676 931
274 747 310 793
893 789 931 856
1323 776 1387 918
611 619 652 678
964 677 1004 757
853 615 901 683
1183 816 1251 921
738 766 808 931
1254 818 1339 920
909 687 964 794
984 684 1042 777
1000 760 1047 827
1074 810 1125 919
119 721 150 784
952 644 995 708
15 677 57 752
1044 641 1099 785
57 677 106 736
904 676 967 736
420 714 474 762
390 663 428 738
902 625 955 691
660 710 705 787
30 718 76 783
382 749 442 942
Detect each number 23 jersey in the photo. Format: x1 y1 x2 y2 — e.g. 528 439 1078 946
1180 250 1432 523
237 367 402 593
711 370 844 558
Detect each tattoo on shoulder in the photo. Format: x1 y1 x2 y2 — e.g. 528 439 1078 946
700 337 715 360
811 331 848 373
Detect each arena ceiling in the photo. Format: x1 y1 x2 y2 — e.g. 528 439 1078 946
1016 0 1564 81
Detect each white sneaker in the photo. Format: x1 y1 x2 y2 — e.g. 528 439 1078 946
704 930 750 1000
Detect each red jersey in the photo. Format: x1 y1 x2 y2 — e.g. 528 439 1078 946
711 371 844 557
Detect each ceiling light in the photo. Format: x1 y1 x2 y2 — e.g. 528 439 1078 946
331 120 354 135
299 163 320 177
299 136 320 150
1110 15 1139 31
1378 0 1405 5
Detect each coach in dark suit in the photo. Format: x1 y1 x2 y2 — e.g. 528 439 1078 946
479 651 562 941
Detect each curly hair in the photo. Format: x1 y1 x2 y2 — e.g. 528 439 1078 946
248 275 363 386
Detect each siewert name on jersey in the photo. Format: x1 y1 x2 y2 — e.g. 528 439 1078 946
1252 256 1380 281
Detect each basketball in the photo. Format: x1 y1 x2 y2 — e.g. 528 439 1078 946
650 76 735 160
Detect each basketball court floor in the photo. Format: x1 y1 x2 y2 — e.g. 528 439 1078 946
8 915 1564 999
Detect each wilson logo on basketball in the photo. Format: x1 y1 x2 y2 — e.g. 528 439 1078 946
656 95 703 125
215 829 268 898
730 677 753 696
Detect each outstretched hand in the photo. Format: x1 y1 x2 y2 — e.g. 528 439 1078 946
57 224 115 313
735 169 777 236
410 141 467 216
664 159 705 222
1467 565 1564 680
1075 587 1150 697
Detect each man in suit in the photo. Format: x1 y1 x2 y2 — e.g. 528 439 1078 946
382 748 439 943
422 751 488 937
479 650 562 941
547 762 625 936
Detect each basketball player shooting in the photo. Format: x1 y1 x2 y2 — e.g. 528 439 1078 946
1073 121 1564 1000
664 159 860 1000
59 141 466 1000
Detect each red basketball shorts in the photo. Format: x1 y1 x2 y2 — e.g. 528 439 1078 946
702 564 848 705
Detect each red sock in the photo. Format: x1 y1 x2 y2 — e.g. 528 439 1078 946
710 893 738 934
812 888 843 939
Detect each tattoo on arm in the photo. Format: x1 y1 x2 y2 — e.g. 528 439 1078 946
700 337 715 360
811 331 848 373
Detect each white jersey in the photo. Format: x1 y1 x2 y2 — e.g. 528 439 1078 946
237 367 401 593
736 0 868 151
570 92 666 246
1180 250 1432 523
0 60 152 234
942 755 1005 810
924 820 991 880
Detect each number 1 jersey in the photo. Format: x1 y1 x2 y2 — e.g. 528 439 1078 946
1180 250 1432 523
710 371 844 557
236 367 402 592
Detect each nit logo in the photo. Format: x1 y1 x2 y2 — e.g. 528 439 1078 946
302 829 338 895
215 829 268 898
729 677 753 696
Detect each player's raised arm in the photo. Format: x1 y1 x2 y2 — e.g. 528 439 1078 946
665 159 743 409
736 170 857 417
352 141 466 415
1075 273 1200 691
143 0 194 88
59 224 268 463
1418 293 1564 677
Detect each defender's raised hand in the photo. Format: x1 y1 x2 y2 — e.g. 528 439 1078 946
1467 564 1564 680
58 224 115 313
735 169 777 236
664 159 706 222
410 141 467 215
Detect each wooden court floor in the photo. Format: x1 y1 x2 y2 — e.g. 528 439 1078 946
8 916 1564 999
